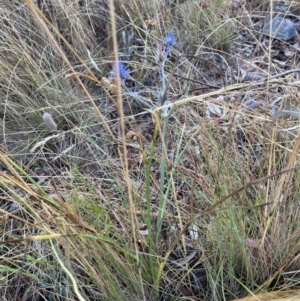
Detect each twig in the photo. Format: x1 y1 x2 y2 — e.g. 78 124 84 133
266 68 300 80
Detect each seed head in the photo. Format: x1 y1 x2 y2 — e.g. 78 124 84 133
42 112 57 131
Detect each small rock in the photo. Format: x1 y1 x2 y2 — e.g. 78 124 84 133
263 16 297 41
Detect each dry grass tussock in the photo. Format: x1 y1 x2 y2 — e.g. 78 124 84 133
2 0 300 300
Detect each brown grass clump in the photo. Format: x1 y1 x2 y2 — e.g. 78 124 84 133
2 0 300 300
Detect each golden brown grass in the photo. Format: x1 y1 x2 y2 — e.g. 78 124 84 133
2 0 300 300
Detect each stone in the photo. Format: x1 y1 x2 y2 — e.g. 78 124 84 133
263 16 297 41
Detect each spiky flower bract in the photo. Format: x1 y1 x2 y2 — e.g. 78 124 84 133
163 30 176 47
111 61 132 85
163 30 176 56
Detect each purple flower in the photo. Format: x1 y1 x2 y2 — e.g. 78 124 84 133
163 30 176 57
163 30 176 47
111 61 132 84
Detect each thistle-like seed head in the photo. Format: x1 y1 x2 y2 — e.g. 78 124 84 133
42 112 57 131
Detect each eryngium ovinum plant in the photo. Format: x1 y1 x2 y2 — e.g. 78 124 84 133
100 30 178 287
101 30 176 113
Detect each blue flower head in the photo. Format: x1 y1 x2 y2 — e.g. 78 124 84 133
111 61 132 84
163 30 176 57
163 30 176 48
